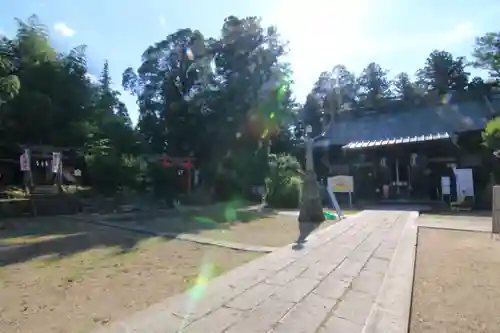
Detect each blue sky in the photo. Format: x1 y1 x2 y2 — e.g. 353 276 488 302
1 0 499 124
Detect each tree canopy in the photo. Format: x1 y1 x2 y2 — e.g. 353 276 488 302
0 14 498 195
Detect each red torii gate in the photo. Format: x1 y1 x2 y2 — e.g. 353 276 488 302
160 155 195 192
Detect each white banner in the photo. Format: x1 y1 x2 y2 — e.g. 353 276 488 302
52 152 61 173
454 168 474 200
441 176 451 195
20 152 30 171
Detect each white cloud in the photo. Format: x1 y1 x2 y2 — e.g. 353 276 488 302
439 22 475 45
159 16 167 28
271 0 384 101
53 22 75 37
268 0 479 102
378 22 476 52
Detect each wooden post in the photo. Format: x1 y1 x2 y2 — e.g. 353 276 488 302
493 185 500 234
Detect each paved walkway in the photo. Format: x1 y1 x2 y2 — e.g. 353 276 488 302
92 210 419 333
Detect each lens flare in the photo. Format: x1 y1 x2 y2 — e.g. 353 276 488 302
178 260 219 332
224 206 237 222
185 47 194 60
441 92 452 105
194 216 217 224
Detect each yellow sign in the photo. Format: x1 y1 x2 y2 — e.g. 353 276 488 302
328 175 354 193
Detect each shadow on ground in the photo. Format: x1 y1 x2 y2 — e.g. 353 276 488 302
0 202 278 268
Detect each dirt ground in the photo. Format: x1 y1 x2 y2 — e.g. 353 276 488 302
108 209 344 247
410 228 500 333
0 220 260 333
197 214 338 246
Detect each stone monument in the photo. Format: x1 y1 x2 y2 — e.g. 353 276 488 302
297 126 325 242
493 185 500 234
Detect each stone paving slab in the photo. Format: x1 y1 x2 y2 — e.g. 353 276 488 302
363 212 418 333
91 210 417 333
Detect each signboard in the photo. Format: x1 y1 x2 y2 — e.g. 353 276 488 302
454 168 474 200
20 152 30 171
328 175 354 193
327 175 354 213
52 152 61 173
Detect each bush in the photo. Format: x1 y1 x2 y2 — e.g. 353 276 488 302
85 151 142 194
264 154 303 208
483 116 500 152
482 117 500 182
146 162 181 198
266 175 302 208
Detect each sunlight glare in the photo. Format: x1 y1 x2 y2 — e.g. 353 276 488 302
269 0 376 101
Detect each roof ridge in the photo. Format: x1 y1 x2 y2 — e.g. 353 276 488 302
319 98 495 147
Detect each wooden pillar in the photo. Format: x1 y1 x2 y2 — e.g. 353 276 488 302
492 185 500 234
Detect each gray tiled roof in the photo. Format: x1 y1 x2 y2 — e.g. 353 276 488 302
315 99 500 147
342 132 451 149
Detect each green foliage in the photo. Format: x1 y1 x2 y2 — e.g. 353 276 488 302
122 16 294 191
482 116 500 151
84 140 142 194
264 154 302 208
416 50 469 94
146 162 181 198
483 117 500 183
0 15 138 194
473 31 500 79
265 175 302 208
0 12 498 202
357 62 392 108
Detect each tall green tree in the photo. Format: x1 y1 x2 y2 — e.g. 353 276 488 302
311 65 358 120
472 31 500 80
123 28 207 156
0 15 93 147
300 93 323 136
416 50 469 95
393 72 423 103
123 16 292 191
357 62 392 108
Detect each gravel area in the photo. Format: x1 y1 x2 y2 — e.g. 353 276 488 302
410 227 500 333
0 220 260 333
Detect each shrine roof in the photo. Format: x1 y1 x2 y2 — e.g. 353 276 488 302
314 98 500 148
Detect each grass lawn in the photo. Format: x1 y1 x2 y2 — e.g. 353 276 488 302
0 218 260 333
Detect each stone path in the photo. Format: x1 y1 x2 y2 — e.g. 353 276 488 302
92 210 418 333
